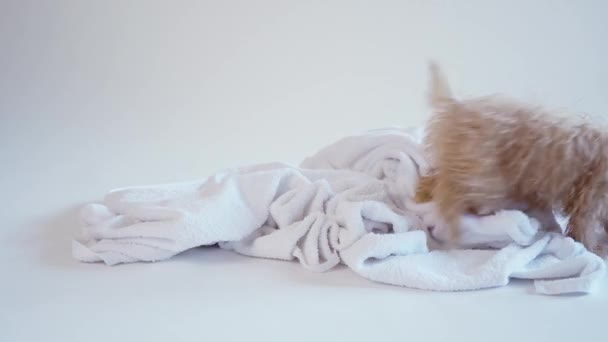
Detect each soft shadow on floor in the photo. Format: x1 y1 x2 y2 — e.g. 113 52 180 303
34 204 85 269
29 206 585 297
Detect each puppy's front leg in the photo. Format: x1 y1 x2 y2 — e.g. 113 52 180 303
526 207 561 233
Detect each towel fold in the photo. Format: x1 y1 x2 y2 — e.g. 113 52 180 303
73 127 606 294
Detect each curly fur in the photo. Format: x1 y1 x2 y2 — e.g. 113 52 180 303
421 62 608 255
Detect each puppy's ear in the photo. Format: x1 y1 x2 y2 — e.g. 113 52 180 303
427 61 453 110
415 173 437 203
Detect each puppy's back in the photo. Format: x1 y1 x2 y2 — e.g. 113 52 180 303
424 63 607 213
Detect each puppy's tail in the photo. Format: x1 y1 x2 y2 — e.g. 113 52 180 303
427 61 453 110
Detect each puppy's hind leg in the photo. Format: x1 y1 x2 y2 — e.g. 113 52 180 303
567 209 601 255
596 210 608 257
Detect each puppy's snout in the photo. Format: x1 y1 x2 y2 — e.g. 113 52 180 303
427 223 452 243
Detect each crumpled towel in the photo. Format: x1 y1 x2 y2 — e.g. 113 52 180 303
73 127 606 295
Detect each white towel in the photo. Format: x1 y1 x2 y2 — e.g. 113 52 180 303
73 127 606 295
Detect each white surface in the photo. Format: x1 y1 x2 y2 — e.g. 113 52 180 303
1 1 608 341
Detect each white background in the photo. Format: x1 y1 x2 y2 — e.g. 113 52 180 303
1 1 607 341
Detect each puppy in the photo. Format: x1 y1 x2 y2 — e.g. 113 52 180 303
422 62 608 255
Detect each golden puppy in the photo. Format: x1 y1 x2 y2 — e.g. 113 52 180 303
422 62 608 255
